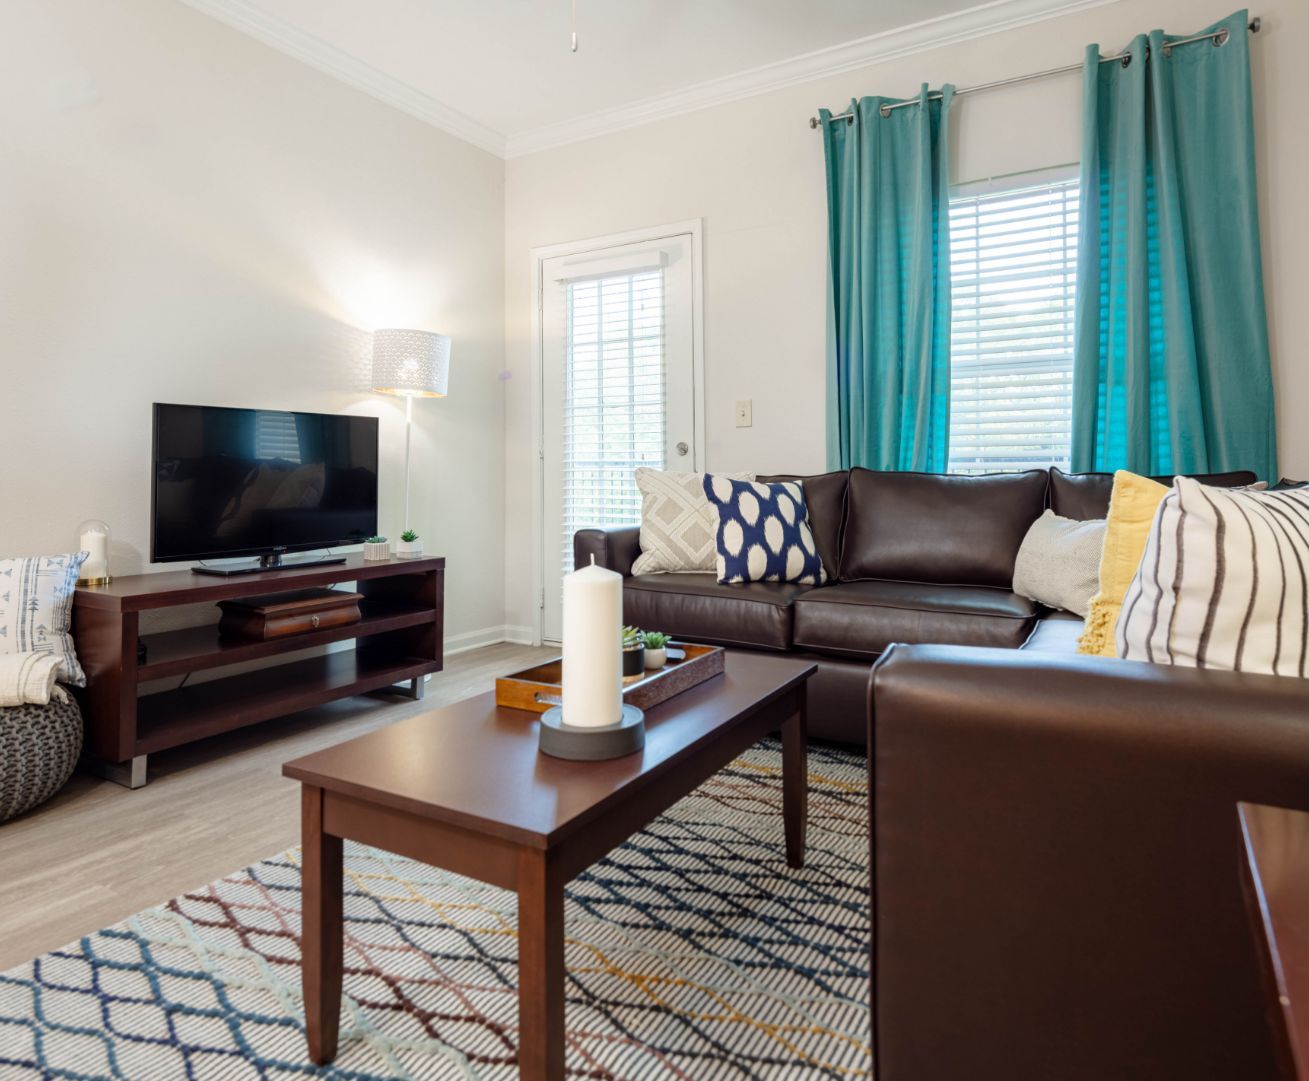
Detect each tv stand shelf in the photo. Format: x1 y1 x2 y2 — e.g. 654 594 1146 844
72 555 444 788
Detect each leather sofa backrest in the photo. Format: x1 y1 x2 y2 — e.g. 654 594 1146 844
759 471 848 581
840 468 1048 588
1048 467 1259 520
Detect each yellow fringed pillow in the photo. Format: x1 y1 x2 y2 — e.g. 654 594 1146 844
1077 471 1170 657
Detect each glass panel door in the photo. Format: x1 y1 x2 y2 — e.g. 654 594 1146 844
540 234 695 643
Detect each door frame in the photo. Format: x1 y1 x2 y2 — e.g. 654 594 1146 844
528 218 705 646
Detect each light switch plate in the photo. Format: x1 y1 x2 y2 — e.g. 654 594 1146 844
735 400 752 428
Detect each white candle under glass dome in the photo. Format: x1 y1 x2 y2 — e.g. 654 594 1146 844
77 519 111 586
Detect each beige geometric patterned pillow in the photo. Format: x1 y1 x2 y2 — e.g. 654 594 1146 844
632 468 755 575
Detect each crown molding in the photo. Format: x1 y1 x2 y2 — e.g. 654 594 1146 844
503 0 1122 157
176 0 507 157
177 0 1121 161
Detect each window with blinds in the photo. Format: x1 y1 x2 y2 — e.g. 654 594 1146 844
947 177 1079 474
560 269 666 578
254 410 302 463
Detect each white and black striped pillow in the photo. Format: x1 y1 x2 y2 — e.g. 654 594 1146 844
1116 478 1309 676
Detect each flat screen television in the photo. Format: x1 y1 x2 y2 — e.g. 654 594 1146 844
151 403 379 565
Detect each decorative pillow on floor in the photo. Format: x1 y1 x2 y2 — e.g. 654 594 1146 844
0 552 88 686
631 468 755 575
1116 479 1309 676
1078 471 1169 657
702 476 826 585
1013 510 1106 618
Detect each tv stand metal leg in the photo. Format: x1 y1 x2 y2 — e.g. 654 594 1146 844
409 676 426 701
85 754 148 789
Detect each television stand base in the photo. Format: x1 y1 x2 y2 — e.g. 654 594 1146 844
82 752 148 790
72 554 445 788
192 555 348 577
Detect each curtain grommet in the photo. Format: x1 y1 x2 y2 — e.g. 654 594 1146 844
879 104 891 119
1215 28 1230 46
1121 54 1132 68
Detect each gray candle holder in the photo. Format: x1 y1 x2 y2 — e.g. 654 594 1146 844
538 704 645 761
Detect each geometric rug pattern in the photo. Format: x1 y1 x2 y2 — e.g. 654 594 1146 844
0 739 870 1079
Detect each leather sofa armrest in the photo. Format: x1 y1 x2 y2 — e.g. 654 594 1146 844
868 644 1309 1081
573 526 641 576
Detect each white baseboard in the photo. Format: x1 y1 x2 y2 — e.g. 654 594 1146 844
441 624 540 656
443 626 508 656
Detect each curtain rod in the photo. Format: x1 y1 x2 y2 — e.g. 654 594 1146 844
809 16 1261 126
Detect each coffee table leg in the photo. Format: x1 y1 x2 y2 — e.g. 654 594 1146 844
301 784 344 1065
782 689 808 869
517 848 565 1080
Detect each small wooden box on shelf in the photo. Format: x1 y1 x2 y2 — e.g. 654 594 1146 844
217 588 363 641
71 554 444 788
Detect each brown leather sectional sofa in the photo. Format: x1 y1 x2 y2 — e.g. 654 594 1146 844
574 465 1257 744
581 463 1307 1077
869 645 1309 1080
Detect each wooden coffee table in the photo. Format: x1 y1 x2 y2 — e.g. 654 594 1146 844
1239 802 1309 1080
283 651 814 1079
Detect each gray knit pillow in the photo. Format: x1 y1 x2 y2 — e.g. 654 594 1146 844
1012 509 1106 617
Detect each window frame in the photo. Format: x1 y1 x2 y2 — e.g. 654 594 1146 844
947 165 1080 476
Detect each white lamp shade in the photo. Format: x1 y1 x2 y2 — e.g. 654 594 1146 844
371 328 450 397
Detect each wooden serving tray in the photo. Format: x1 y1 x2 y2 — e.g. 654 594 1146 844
496 642 725 715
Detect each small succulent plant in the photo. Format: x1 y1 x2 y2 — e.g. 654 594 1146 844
367 535 387 544
400 529 419 542
621 625 644 650
641 631 669 649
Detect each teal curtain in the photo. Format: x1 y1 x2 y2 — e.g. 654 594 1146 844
821 86 954 472
1072 9 1277 481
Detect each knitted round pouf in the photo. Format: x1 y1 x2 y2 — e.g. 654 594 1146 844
0 695 83 823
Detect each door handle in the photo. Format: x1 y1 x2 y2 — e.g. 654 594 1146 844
676 442 689 456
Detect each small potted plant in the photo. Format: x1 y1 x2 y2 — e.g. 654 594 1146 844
621 625 645 677
396 529 422 559
363 535 389 561
642 631 670 669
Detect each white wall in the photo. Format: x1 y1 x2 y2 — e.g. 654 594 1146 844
0 0 506 645
503 0 1309 635
0 1 1301 648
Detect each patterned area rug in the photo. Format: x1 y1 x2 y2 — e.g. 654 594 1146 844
0 740 870 1079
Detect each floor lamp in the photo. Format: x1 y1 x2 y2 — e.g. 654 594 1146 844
371 329 451 531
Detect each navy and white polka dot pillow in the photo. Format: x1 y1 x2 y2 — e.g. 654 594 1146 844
702 476 827 586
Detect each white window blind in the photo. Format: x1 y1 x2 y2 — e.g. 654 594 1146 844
948 177 1079 474
254 410 302 462
560 269 666 578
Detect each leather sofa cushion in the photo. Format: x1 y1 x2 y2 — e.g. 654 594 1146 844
759 471 848 581
840 468 1048 587
1047 468 1258 521
793 580 1040 661
621 573 814 652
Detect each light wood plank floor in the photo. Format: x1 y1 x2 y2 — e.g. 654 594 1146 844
0 642 554 972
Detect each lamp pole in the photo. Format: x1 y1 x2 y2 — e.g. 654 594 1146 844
404 393 413 530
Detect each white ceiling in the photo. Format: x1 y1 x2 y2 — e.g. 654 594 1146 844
180 0 1106 156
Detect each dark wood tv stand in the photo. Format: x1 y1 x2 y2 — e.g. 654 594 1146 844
72 555 444 788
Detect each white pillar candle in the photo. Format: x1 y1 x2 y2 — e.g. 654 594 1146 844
561 557 623 728
80 529 108 580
